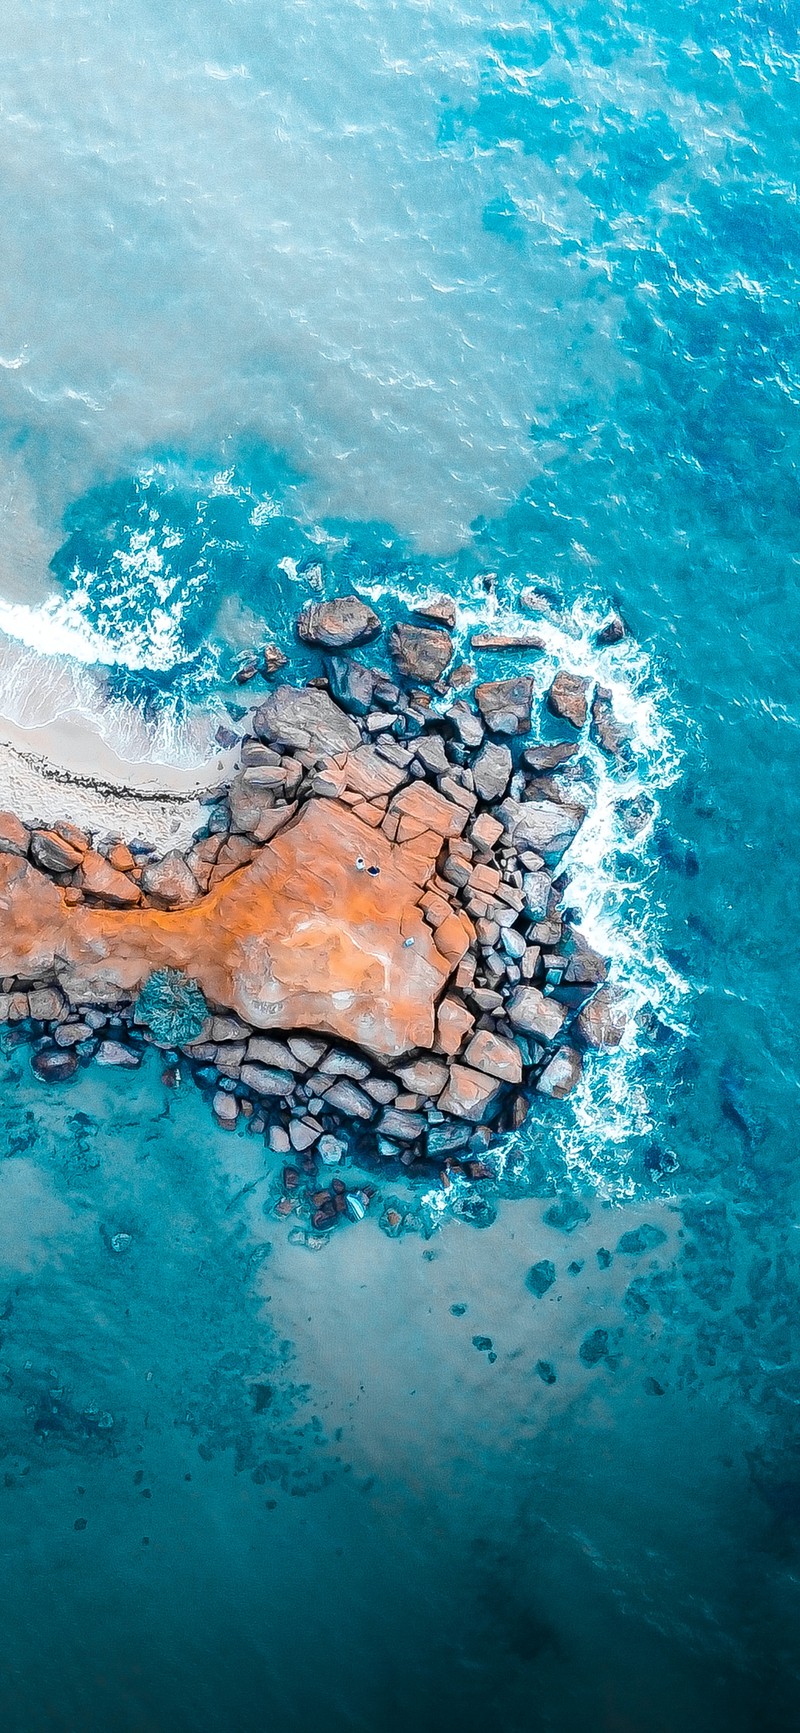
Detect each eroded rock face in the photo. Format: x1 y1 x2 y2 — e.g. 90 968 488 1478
0 800 450 1061
0 812 31 856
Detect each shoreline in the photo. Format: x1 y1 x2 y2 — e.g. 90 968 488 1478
0 592 632 1220
0 708 246 852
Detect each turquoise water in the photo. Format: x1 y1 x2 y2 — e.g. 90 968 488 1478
1 1 799 1727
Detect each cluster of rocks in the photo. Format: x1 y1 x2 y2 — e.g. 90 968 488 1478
0 591 631 1211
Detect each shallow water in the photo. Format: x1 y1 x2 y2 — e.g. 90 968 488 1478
1 0 799 1727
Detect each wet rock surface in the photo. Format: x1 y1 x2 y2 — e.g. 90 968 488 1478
297 595 381 650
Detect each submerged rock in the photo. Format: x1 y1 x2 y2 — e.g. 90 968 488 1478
526 1259 556 1298
616 1224 667 1257
31 1047 78 1082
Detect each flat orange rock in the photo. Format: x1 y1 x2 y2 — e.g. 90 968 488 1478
0 800 453 1059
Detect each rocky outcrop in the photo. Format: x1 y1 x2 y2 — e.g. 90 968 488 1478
0 800 451 1060
0 591 632 1195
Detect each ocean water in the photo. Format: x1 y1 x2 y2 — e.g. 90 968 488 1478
1 1 799 1728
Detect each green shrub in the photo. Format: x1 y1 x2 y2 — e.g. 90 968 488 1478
135 968 209 1047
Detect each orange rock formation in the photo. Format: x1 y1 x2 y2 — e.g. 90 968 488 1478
0 800 468 1059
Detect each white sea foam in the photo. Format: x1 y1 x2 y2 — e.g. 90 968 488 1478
355 569 689 1195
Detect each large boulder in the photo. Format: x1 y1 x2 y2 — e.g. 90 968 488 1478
590 686 630 759
445 700 484 748
389 622 452 684
31 830 85 874
253 684 360 755
463 1029 523 1084
472 741 512 802
595 612 626 646
522 743 577 773
536 1046 582 1097
297 595 381 650
75 850 141 907
413 594 457 630
438 1063 503 1122
576 986 627 1048
506 986 567 1043
31 1047 78 1082
141 852 200 909
498 797 586 864
0 812 30 856
547 671 589 729
474 677 534 736
325 656 379 716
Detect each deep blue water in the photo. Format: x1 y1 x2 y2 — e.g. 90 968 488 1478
0 1 799 1728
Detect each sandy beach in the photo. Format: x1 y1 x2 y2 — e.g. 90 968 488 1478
0 707 245 852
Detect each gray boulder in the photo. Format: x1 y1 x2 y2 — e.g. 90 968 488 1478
590 686 630 759
499 797 586 864
536 1046 583 1098
546 671 589 729
576 986 627 1049
474 677 534 736
325 656 378 716
389 622 452 684
254 685 359 756
507 986 567 1043
472 741 512 802
297 595 381 649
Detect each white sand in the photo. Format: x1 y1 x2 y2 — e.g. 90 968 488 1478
0 709 246 852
